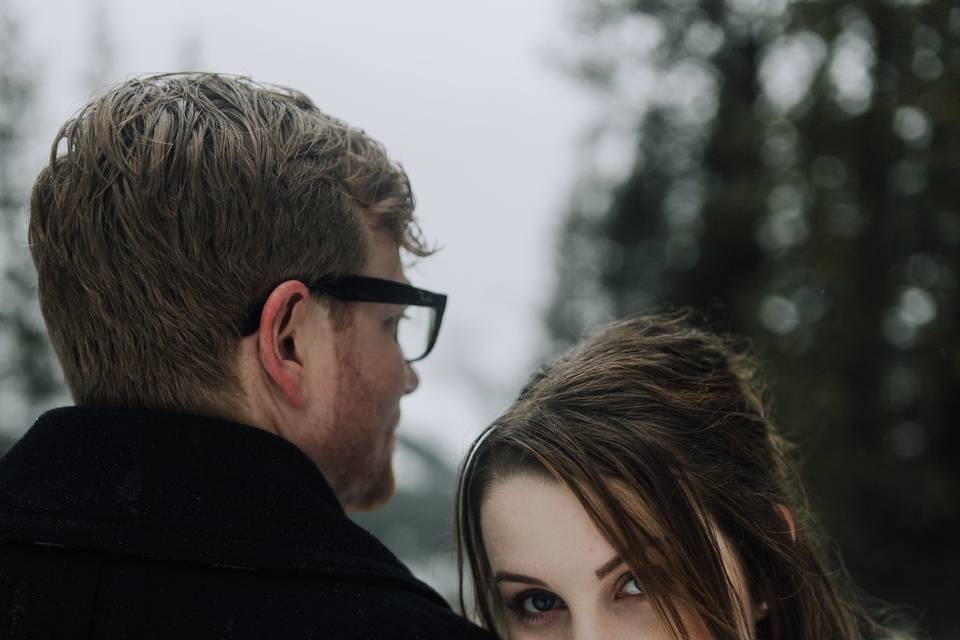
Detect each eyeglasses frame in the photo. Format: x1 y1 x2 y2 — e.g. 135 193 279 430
241 275 447 363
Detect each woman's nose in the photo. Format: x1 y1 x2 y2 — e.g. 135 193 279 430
570 612 615 640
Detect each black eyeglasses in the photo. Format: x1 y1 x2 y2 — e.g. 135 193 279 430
241 275 447 362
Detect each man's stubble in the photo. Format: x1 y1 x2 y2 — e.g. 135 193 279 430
327 331 398 512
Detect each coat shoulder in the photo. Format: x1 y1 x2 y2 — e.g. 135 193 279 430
0 540 496 640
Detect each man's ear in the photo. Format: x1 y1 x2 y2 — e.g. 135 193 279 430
256 280 315 408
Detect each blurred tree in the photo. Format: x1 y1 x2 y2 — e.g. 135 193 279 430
550 0 959 635
0 2 63 445
0 0 122 452
84 0 115 92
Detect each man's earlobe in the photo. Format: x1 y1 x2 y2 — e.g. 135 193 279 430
257 280 312 408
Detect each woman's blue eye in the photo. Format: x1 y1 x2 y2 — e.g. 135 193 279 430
505 589 567 625
617 575 645 598
521 590 559 613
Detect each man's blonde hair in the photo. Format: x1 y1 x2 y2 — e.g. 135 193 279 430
29 72 429 414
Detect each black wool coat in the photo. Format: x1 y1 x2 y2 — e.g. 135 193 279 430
0 406 496 639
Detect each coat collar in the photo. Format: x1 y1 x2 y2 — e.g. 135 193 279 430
0 406 445 605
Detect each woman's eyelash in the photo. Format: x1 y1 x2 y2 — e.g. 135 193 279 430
615 572 646 600
505 589 566 623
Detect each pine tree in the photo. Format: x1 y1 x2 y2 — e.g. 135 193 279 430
0 3 65 448
550 1 960 635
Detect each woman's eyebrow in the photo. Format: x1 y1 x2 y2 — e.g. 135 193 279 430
595 555 624 580
494 571 548 586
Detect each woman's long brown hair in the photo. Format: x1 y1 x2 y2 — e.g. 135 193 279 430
456 313 900 640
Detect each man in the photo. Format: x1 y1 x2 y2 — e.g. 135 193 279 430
0 73 494 638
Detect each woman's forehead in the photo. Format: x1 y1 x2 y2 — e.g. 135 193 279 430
478 473 747 586
480 475 622 582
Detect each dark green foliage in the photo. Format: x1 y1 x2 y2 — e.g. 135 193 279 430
550 0 959 635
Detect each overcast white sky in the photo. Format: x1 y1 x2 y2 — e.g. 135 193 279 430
9 0 596 460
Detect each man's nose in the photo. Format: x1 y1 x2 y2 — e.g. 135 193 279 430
404 362 419 394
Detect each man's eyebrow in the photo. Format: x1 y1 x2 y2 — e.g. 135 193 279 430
595 555 624 580
494 571 548 586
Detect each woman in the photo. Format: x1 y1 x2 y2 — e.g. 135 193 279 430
456 314 905 639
